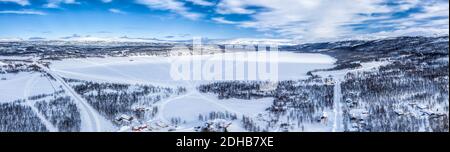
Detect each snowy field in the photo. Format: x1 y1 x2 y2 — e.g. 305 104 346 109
47 52 336 131
1 52 397 132
161 92 274 122
2 36 448 132
0 72 56 103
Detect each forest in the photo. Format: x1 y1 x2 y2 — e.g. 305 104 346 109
0 101 48 132
199 78 334 132
341 52 449 132
65 78 186 127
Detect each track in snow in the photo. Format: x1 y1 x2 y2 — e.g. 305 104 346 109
23 74 58 132
37 64 104 132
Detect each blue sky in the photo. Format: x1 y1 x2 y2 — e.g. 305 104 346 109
0 0 448 41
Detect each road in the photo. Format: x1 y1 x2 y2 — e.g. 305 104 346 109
37 64 102 132
332 79 342 132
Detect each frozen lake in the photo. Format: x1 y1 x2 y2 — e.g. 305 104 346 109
50 51 336 88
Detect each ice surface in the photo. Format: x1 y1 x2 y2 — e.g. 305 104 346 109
50 52 336 87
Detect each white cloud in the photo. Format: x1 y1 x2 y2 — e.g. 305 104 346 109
212 17 237 24
109 8 126 14
212 0 449 41
213 0 386 40
216 0 255 14
413 1 449 19
101 0 112 3
45 0 79 8
0 0 29 6
0 10 46 15
186 0 214 6
135 0 202 20
371 0 449 36
134 0 446 40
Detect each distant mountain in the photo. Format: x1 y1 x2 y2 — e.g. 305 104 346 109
281 35 449 54
208 38 297 45
1 35 448 51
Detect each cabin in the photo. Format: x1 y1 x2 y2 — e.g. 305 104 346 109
115 114 133 122
132 124 148 132
319 112 328 123
133 107 147 112
417 104 428 110
324 78 335 85
429 113 446 119
394 109 404 116
156 121 169 128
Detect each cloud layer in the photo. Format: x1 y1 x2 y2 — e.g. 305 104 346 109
0 0 448 41
0 0 29 6
211 0 449 41
0 10 46 15
135 0 203 20
133 0 448 41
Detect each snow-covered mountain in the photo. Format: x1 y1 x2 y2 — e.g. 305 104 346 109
208 38 298 45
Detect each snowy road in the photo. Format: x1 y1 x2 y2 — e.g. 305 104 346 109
332 80 342 132
37 64 112 132
316 61 391 132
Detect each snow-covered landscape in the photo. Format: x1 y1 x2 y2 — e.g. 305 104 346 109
1 36 448 132
1 2 450 152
